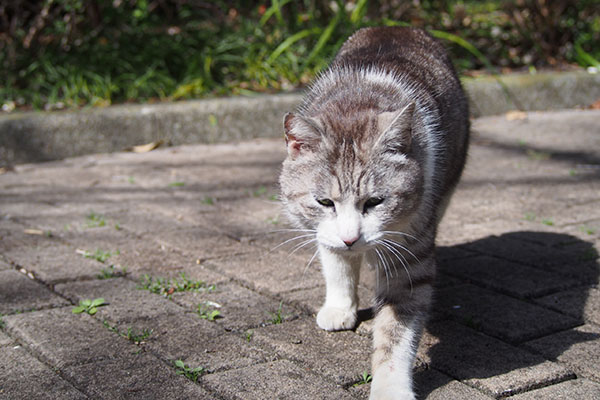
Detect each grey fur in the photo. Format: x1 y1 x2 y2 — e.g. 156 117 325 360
279 27 469 398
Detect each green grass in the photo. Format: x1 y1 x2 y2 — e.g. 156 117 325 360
174 360 206 382
541 218 555 226
353 371 373 387
86 211 106 228
197 302 222 322
97 265 128 279
4 2 597 111
79 248 118 263
201 196 215 205
267 301 286 325
139 273 215 298
103 321 153 344
524 213 536 222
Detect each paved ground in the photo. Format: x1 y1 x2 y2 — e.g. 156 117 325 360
1 109 599 399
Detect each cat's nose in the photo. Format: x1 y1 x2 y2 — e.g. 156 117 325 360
343 237 359 247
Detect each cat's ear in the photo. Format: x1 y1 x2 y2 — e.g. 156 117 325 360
283 113 322 159
375 102 415 154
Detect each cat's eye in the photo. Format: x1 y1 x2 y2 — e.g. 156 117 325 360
316 198 335 207
363 197 384 212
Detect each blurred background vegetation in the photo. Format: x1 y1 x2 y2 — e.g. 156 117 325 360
1 0 599 111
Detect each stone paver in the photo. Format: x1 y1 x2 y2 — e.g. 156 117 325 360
0 345 86 400
438 254 580 298
0 269 69 313
524 324 600 382
142 313 270 373
534 286 600 325
433 284 580 344
201 360 355 400
413 369 493 399
509 378 600 399
422 321 574 398
251 318 372 386
54 278 186 324
62 352 213 399
3 308 136 369
0 109 599 399
171 281 301 331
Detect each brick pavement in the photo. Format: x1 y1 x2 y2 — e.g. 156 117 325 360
1 109 599 399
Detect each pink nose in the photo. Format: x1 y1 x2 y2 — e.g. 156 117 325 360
343 237 359 247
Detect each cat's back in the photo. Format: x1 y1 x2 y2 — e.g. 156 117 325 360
333 27 463 108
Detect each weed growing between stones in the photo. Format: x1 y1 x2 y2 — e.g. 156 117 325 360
72 298 107 315
139 273 216 298
197 301 222 321
174 360 206 383
86 211 106 228
103 321 153 345
97 265 128 279
77 248 119 263
353 371 373 387
267 301 286 325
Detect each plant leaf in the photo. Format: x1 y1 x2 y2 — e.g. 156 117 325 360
88 307 97 315
91 298 106 307
72 306 85 314
80 299 92 307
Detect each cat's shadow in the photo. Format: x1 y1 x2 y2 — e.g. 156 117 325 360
363 231 599 399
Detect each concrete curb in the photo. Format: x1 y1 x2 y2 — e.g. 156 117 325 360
1 70 599 166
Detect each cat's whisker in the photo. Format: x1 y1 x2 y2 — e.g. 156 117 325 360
382 238 421 264
268 228 318 234
302 247 320 280
270 233 316 252
376 240 402 279
377 239 414 295
382 230 422 244
381 243 398 280
289 238 318 257
373 247 389 291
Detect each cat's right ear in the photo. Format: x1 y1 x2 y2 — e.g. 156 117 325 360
283 113 321 159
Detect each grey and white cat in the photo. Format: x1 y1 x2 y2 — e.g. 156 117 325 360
279 27 469 399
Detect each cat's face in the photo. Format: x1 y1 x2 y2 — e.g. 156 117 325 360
280 105 424 254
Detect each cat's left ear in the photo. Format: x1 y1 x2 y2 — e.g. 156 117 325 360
283 113 322 159
375 102 415 154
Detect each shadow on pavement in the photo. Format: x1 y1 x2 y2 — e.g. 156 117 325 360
415 231 599 398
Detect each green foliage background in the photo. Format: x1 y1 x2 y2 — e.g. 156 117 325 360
1 0 598 110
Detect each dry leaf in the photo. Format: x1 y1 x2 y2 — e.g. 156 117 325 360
505 110 527 121
590 99 600 109
24 229 44 235
126 140 164 153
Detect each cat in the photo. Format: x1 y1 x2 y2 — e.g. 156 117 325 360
279 27 469 399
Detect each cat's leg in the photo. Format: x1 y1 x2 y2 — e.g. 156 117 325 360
369 257 434 400
316 245 362 331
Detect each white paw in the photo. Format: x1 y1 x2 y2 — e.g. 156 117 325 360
316 306 357 331
369 386 415 400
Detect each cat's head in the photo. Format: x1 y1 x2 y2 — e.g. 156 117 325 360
279 103 424 254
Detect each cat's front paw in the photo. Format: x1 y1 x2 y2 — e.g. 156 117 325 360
369 387 415 400
316 307 357 331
